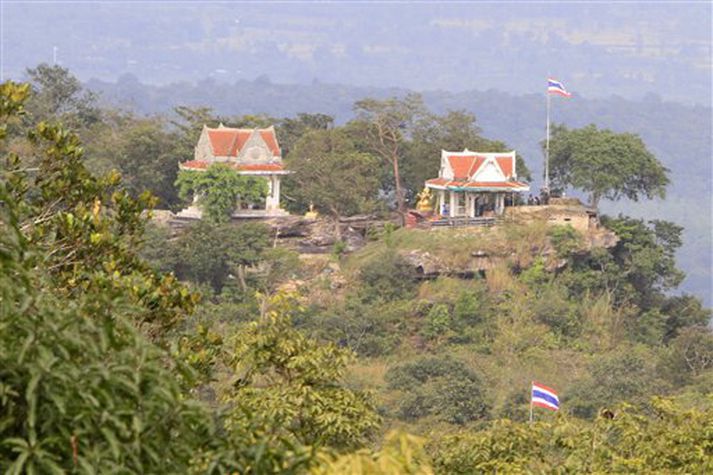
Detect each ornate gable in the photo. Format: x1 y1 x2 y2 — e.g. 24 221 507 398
236 129 276 163
182 124 286 174
472 158 506 182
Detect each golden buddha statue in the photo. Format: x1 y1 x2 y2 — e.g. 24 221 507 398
416 187 433 212
305 202 319 220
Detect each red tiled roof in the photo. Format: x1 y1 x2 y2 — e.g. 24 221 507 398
206 130 244 156
206 128 280 157
180 160 284 172
259 130 281 157
426 177 449 186
238 163 284 172
447 155 486 180
496 156 514 178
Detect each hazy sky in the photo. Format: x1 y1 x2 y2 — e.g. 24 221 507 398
1 1 711 103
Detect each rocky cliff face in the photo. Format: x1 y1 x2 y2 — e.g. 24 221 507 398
157 209 618 279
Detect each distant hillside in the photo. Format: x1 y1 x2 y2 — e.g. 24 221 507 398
87 77 712 304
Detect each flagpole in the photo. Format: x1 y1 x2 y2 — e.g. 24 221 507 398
529 381 534 424
544 88 551 192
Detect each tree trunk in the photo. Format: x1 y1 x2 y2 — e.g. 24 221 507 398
391 154 406 223
237 264 248 292
590 191 601 209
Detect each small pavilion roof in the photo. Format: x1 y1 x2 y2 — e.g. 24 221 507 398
425 177 530 192
425 149 529 192
206 125 281 158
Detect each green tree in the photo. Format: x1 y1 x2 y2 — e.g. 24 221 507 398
431 397 713 474
25 63 100 128
0 81 217 473
567 345 666 419
386 356 490 425
85 113 182 207
225 293 381 451
176 164 268 223
172 221 270 292
548 124 669 208
660 294 712 342
351 93 429 214
277 112 334 156
564 216 686 313
1 82 196 338
286 129 380 233
405 110 531 198
359 251 417 302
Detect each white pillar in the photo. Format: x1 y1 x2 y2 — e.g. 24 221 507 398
438 190 445 215
273 176 281 209
449 190 456 217
265 176 276 211
496 194 504 215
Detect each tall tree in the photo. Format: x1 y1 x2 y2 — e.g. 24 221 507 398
277 112 334 157
171 221 270 292
285 129 380 235
548 124 669 208
25 63 100 128
351 93 428 215
84 113 182 208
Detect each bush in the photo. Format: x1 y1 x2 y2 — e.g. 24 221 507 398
173 221 270 291
548 224 583 257
386 356 490 425
359 252 417 302
303 298 407 357
567 345 667 418
423 304 451 340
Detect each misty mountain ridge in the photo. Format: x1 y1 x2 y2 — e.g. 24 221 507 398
4 3 711 106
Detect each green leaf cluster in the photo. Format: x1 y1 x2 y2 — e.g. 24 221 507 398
176 164 268 223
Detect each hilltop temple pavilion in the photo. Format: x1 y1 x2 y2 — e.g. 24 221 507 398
425 150 530 217
177 124 290 218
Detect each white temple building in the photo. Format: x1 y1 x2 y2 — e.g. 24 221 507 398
177 124 290 218
425 150 530 217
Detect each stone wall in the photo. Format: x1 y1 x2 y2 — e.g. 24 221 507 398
504 201 597 233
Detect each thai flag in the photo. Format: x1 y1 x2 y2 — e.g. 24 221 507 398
548 78 572 97
531 382 559 411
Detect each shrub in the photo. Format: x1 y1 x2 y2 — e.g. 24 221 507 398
548 224 583 257
423 304 451 340
386 356 490 425
359 252 417 302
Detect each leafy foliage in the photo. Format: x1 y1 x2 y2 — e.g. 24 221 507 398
549 124 669 207
176 164 268 223
171 221 270 292
285 129 380 221
386 356 490 425
431 397 713 473
225 294 381 451
25 63 100 128
0 81 213 473
359 251 418 302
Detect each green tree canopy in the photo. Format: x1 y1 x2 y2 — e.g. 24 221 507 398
25 63 100 128
405 109 531 198
285 129 380 227
176 164 268 223
548 124 669 207
351 93 429 214
172 221 270 292
225 293 381 451
277 112 334 156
